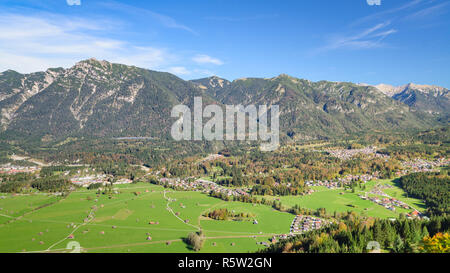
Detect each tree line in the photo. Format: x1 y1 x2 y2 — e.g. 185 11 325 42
261 214 449 253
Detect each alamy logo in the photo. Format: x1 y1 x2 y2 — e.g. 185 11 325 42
66 241 81 253
367 0 381 6
366 241 381 253
66 0 81 6
171 97 280 151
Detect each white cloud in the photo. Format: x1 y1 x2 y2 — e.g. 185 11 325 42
314 22 397 54
100 2 197 35
318 0 437 55
0 13 177 73
0 12 219 80
167 66 191 76
66 0 81 6
351 0 423 26
165 67 218 79
404 1 450 20
193 69 215 77
192 54 224 65
112 47 177 70
0 52 75 73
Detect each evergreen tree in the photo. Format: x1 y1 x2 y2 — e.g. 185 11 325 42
392 235 404 253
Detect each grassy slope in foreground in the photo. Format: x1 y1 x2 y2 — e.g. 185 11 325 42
0 183 292 253
259 179 426 218
0 178 426 253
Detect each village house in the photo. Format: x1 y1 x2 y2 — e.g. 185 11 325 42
290 215 331 234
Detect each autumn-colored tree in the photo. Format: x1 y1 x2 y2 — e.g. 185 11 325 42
420 233 450 253
338 222 348 232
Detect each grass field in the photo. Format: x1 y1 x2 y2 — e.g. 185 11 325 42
0 183 292 253
375 179 426 212
260 179 425 218
0 179 426 253
0 193 61 224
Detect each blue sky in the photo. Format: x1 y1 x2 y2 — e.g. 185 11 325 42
0 0 449 88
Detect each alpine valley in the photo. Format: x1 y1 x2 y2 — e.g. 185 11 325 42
0 59 449 254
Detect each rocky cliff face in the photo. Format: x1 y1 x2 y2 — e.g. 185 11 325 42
0 58 209 139
0 59 444 142
0 68 63 129
193 74 438 140
369 83 449 115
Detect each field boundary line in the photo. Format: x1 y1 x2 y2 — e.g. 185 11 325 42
164 190 201 231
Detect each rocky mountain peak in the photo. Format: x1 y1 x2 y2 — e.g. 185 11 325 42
0 59 446 140
373 83 448 97
372 84 403 97
73 58 111 70
404 83 448 96
208 76 229 88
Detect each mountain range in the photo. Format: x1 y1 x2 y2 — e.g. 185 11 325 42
359 83 449 116
0 58 447 143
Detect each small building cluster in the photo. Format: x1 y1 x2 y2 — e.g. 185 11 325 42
359 183 411 211
290 215 331 234
115 178 133 185
70 175 132 187
401 158 449 173
406 210 426 220
325 146 388 160
305 173 379 189
159 178 249 197
0 164 39 174
198 154 224 163
361 195 410 211
70 174 108 187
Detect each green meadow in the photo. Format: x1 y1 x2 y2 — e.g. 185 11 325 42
0 179 425 253
262 189 399 218
0 193 60 224
260 179 425 219
374 179 426 212
0 183 292 253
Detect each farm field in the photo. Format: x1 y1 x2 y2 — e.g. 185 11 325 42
0 183 292 253
0 193 61 225
260 179 425 218
0 178 427 253
374 179 427 212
